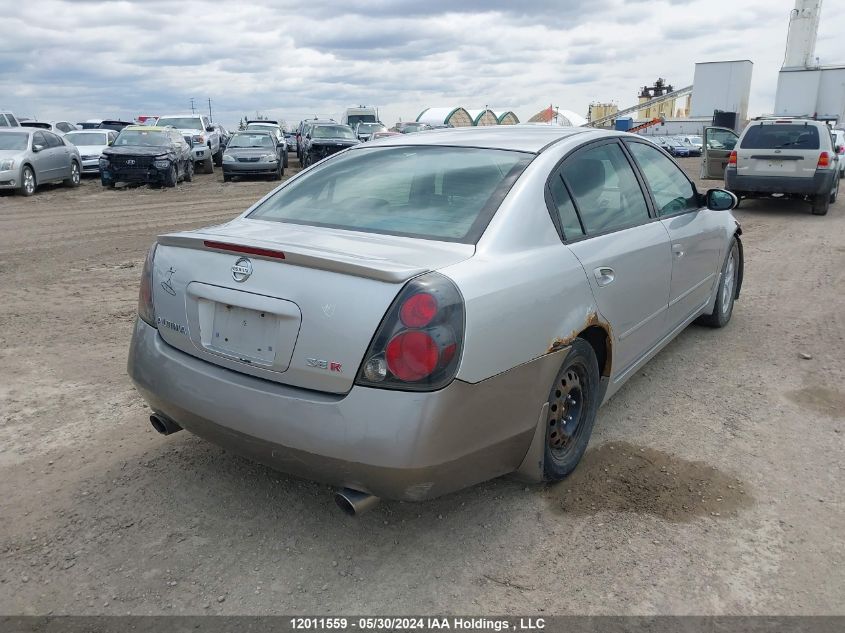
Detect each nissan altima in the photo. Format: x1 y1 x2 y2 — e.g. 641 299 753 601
128 126 743 513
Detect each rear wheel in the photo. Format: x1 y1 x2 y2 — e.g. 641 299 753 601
64 161 80 188
812 192 830 215
19 166 36 196
543 339 600 481
697 237 739 328
829 179 839 204
184 159 194 182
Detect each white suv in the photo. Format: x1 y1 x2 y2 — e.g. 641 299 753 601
155 114 222 173
718 118 839 216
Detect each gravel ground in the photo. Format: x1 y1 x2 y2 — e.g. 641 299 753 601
0 158 843 615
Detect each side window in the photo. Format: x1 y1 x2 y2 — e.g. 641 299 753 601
56 122 71 133
32 131 47 148
626 142 698 216
705 128 738 151
7 114 18 126
44 132 63 148
0 114 8 127
548 171 584 240
561 142 650 235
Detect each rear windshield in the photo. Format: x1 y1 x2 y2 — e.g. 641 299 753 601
248 146 531 243
65 132 109 146
0 133 28 150
741 124 820 150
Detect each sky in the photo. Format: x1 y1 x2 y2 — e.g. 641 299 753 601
1 0 843 130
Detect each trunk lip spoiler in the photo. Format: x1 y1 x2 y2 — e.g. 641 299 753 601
156 232 467 283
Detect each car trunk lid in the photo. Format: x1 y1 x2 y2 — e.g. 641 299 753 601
151 219 474 393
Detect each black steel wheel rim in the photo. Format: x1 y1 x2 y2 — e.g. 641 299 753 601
547 362 589 463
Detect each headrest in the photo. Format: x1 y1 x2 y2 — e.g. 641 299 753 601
566 158 606 199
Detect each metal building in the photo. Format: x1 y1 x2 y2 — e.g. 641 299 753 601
493 110 519 125
416 107 473 127
465 109 498 126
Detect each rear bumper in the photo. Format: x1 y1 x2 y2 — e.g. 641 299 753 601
726 167 835 196
127 319 560 500
222 161 278 175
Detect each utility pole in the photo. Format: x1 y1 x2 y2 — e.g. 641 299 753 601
189 98 196 115
207 98 213 123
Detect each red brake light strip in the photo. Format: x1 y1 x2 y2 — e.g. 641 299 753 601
203 240 286 260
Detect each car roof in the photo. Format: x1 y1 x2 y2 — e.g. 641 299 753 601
358 125 593 154
0 128 31 134
233 129 272 135
122 125 169 132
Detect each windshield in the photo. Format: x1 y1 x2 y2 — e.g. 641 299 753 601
740 124 820 150
156 117 203 130
65 132 109 146
346 114 376 127
228 133 274 148
248 146 531 243
0 133 28 150
114 130 169 147
312 125 356 139
357 123 386 134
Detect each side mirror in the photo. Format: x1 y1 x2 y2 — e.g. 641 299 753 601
206 126 215 133
705 188 737 211
836 145 843 154
32 144 45 152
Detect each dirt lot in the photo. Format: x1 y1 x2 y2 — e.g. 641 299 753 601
0 159 843 615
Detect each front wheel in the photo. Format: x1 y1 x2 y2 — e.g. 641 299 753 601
213 149 223 167
543 339 600 481
19 166 36 196
184 159 194 182
64 161 80 187
164 164 177 188
203 157 214 174
697 238 739 328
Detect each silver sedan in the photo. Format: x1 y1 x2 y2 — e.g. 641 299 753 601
128 126 743 512
0 128 81 196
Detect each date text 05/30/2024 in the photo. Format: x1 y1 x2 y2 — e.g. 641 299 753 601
290 617 546 631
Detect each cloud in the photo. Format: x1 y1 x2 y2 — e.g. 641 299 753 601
0 0 842 129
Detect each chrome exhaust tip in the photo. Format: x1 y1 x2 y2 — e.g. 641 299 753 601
149 413 182 436
334 488 380 516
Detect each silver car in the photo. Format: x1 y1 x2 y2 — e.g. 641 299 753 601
0 128 81 196
128 126 743 512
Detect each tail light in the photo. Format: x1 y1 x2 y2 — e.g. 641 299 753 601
356 272 464 391
817 151 830 167
728 151 737 165
138 242 158 327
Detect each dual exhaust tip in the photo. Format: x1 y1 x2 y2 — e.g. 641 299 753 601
150 414 379 515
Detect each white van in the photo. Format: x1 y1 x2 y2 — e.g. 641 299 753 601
341 106 377 129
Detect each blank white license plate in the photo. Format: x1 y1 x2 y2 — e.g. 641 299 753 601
210 303 278 364
764 160 797 172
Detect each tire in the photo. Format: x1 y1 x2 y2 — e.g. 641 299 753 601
64 161 80 188
203 157 214 174
543 338 601 482
19 166 36 196
829 179 839 204
283 150 288 168
164 164 177 188
303 154 312 168
697 237 740 328
273 163 283 180
222 174 231 183
811 192 830 215
184 159 194 182
213 149 223 167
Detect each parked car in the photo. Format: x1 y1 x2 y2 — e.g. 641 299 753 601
0 128 81 196
710 118 840 215
675 135 702 157
18 120 78 135
245 121 288 168
214 124 231 151
680 135 703 150
0 111 22 127
76 120 103 130
300 123 360 167
296 119 335 162
98 120 134 132
652 135 690 157
155 114 221 173
371 130 402 140
99 125 193 189
284 131 297 153
128 126 743 511
63 128 118 174
222 130 284 182
391 121 432 134
355 122 388 141
832 129 845 179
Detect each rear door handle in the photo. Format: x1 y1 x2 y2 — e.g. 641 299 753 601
594 267 615 287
